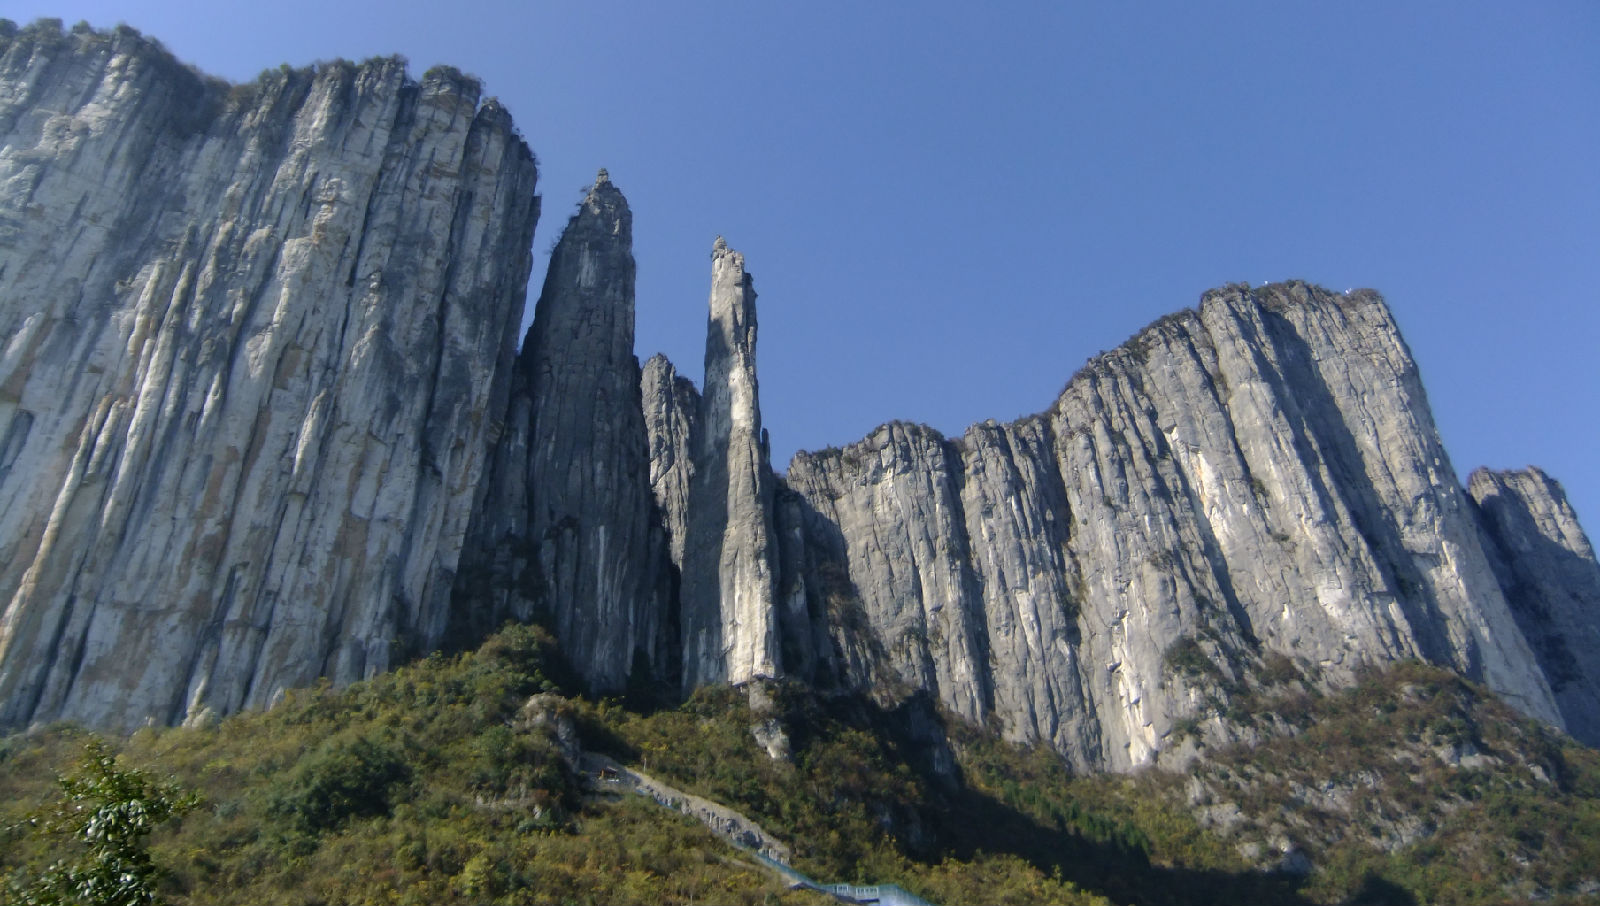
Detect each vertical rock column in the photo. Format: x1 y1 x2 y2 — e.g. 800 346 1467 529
679 238 781 688
515 170 661 691
641 353 699 573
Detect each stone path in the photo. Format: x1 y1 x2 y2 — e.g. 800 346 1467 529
578 751 792 865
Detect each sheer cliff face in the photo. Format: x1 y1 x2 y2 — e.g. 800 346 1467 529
0 23 538 730
1470 468 1600 746
784 285 1564 770
454 171 667 692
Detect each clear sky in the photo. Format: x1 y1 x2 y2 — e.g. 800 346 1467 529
10 2 1599 529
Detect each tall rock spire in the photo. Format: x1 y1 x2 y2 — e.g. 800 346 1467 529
525 170 667 690
455 169 666 692
679 238 781 688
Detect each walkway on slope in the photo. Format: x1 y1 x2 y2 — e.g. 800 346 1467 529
578 751 934 905
579 751 792 864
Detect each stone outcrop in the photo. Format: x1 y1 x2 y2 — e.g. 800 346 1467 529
453 170 666 692
781 285 1566 769
0 21 539 730
677 238 782 689
2 21 1597 774
1469 467 1600 746
641 352 698 573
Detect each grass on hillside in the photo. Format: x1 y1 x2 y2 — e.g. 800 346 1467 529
3 624 1598 905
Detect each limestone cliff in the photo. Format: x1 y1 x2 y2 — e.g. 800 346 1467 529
782 284 1567 770
1470 467 1600 746
641 353 697 574
453 170 667 692
677 239 782 689
2 21 1597 774
0 21 538 730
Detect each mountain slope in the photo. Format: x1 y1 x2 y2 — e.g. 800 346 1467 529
4 625 1598 905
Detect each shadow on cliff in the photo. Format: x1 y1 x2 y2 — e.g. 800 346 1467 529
1473 503 1600 747
1251 303 1457 666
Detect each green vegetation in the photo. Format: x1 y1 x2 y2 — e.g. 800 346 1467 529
2 627 1598 905
1165 661 1600 905
5 738 198 906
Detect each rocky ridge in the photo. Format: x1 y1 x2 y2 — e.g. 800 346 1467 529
776 285 1573 768
1 22 1597 777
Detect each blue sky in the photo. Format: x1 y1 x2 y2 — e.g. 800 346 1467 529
11 2 1599 528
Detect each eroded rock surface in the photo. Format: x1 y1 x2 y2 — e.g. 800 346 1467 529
641 352 698 573
0 22 539 729
783 284 1564 769
453 171 669 692
678 238 781 688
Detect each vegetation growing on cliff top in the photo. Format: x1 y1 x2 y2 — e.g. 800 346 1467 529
2 623 1597 905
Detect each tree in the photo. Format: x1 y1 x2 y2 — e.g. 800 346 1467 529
6 738 198 906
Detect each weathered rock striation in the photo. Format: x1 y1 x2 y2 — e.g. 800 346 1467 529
641 352 698 574
0 21 538 730
780 285 1568 770
2 21 1598 775
676 238 782 689
453 170 667 692
1469 467 1600 746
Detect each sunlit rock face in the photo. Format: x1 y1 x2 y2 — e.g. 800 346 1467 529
677 238 782 690
0 21 538 730
1470 467 1600 747
641 352 698 577
782 284 1565 770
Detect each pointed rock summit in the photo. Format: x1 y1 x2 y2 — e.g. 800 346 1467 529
454 171 667 692
679 238 782 688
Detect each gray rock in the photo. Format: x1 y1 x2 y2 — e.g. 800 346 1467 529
958 418 1103 770
784 283 1566 770
1469 467 1600 745
0 22 538 730
0 22 1593 776
784 423 990 723
454 170 665 693
641 352 698 573
678 238 781 688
